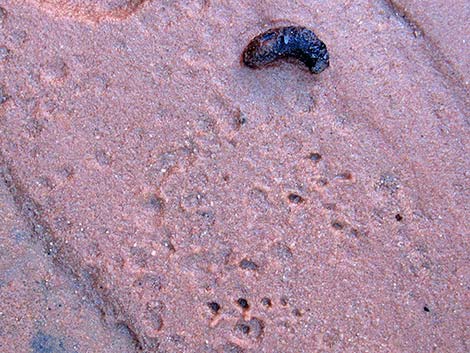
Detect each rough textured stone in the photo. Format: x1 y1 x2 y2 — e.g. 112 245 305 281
0 0 468 352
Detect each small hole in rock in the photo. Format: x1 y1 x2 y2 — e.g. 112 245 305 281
237 116 247 126
237 323 250 335
288 193 304 204
207 302 221 314
308 153 322 162
331 221 344 230
237 298 249 309
261 297 272 307
148 195 164 210
239 258 258 271
423 306 430 312
234 109 247 129
395 214 403 221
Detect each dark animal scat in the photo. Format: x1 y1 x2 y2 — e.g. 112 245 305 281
242 26 329 74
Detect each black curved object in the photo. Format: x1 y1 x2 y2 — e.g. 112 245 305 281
242 26 329 74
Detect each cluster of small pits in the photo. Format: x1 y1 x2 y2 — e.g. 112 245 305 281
206 295 302 338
